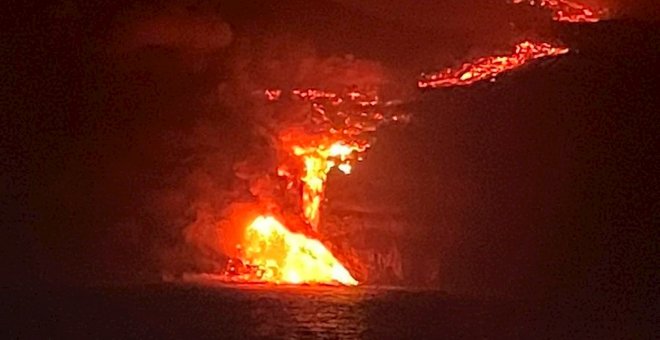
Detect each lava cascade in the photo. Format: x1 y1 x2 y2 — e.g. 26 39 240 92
224 87 405 285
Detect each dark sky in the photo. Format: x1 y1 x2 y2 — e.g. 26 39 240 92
2 2 658 325
337 0 660 22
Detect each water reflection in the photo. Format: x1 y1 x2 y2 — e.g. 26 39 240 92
9 282 540 338
220 284 371 339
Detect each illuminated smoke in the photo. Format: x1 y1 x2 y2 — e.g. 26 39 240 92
176 35 409 284
221 85 406 284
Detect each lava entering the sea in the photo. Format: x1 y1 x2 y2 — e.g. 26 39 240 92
225 216 358 286
418 40 569 89
223 87 406 285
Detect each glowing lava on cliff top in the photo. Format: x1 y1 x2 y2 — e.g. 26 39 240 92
224 87 405 285
418 40 569 89
419 0 602 89
512 0 605 23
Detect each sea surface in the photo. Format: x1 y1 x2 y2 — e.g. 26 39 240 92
5 281 608 339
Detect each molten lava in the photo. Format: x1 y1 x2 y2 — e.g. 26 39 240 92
224 87 405 285
512 0 604 22
227 216 358 285
418 40 569 88
276 87 404 231
286 140 366 230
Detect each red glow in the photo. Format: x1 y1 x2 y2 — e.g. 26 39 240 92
418 41 569 88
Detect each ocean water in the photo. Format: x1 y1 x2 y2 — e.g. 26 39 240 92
6 282 596 339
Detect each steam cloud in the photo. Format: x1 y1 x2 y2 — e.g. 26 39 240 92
78 0 412 281
172 34 400 277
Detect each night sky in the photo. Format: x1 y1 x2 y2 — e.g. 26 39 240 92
3 0 658 326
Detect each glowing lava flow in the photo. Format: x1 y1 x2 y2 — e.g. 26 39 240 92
229 216 358 285
224 87 405 285
418 40 569 88
512 0 604 22
276 87 403 232
286 141 366 231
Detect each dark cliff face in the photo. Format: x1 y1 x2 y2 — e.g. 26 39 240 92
324 20 659 299
384 25 659 315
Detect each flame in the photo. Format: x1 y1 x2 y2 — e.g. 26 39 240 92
229 215 358 286
512 0 604 22
418 40 569 88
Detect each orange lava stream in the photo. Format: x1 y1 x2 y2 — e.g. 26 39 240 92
418 40 569 88
288 141 365 231
276 87 400 231
512 0 603 22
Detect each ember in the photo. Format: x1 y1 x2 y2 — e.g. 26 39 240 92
512 0 604 22
418 41 569 88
